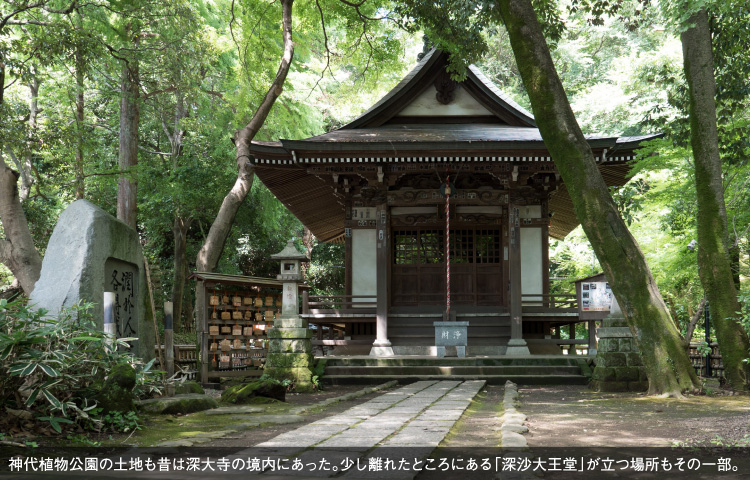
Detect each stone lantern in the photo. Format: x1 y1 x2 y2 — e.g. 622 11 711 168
265 240 314 392
271 240 307 315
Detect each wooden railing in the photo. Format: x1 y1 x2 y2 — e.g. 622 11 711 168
302 292 377 314
522 293 577 309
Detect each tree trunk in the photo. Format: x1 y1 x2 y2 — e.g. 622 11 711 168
117 57 139 230
195 0 294 272
18 77 39 202
74 12 85 200
171 216 192 334
0 59 4 104
301 226 314 275
497 0 700 395
0 60 42 294
681 8 750 390
684 297 706 346
0 156 42 294
184 257 195 333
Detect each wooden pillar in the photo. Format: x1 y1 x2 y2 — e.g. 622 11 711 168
370 202 393 356
345 197 353 297
164 301 175 378
588 320 598 355
197 280 209 384
568 322 577 355
506 204 530 355
542 209 550 299
345 228 353 297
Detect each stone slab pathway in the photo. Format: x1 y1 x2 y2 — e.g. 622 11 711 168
230 380 486 478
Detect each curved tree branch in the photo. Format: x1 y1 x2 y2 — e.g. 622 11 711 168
196 0 295 273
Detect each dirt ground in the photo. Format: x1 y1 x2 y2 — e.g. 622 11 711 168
520 385 750 448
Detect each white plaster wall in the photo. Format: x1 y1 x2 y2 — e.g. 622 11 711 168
352 229 377 302
521 227 543 303
395 84 493 117
519 205 542 219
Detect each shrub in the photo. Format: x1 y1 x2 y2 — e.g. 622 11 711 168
0 298 163 433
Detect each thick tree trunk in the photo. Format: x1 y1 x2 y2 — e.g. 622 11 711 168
117 58 139 230
195 0 294 272
681 9 750 390
171 216 191 334
0 156 42 294
497 0 700 395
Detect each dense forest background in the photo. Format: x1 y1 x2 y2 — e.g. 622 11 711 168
1 0 748 343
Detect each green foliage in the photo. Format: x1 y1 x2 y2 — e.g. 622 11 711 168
733 292 750 364
696 341 711 356
610 179 648 226
311 358 327 391
710 434 750 448
66 433 102 447
305 242 345 296
102 410 142 433
0 298 163 433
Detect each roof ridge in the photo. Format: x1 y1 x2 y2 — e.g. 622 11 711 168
466 65 535 125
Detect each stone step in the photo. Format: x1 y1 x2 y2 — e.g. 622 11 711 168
323 374 589 386
324 356 584 367
325 365 583 376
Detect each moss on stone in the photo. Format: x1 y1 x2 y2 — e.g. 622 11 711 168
267 328 312 339
96 363 137 414
221 380 286 404
615 366 641 382
263 367 315 393
138 394 218 415
268 339 312 354
265 352 313 368
174 381 204 395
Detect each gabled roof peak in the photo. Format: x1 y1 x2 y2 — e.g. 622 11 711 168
342 49 536 130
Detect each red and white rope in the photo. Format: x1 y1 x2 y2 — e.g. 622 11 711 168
446 174 450 318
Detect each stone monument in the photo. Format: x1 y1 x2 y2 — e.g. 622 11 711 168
265 240 314 392
30 200 153 360
590 300 648 392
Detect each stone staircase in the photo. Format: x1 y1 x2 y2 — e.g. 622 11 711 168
321 355 593 386
388 313 511 355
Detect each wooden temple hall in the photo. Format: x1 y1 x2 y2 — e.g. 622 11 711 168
249 50 656 356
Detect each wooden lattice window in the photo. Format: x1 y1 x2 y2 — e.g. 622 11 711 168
419 230 444 264
450 229 474 264
475 229 501 264
394 231 419 265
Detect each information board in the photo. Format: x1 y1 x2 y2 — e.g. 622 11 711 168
581 281 613 312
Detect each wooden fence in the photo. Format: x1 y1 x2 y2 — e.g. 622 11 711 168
688 342 724 378
154 345 198 380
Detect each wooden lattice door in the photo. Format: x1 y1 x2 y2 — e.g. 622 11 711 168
392 227 503 307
